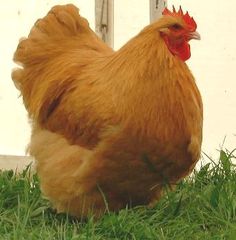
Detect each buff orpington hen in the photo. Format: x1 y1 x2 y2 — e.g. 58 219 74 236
12 4 203 218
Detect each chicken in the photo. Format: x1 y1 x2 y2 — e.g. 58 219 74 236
12 4 203 218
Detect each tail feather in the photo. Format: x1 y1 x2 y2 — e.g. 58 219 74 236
12 4 111 120
13 4 91 65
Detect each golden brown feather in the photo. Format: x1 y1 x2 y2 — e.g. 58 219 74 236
12 4 203 218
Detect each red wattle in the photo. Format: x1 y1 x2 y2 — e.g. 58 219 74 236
175 41 191 61
163 35 191 61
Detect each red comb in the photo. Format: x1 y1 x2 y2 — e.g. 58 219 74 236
162 6 197 31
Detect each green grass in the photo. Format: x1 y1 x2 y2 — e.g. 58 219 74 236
0 149 236 240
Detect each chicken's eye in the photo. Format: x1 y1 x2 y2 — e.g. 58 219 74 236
171 24 182 30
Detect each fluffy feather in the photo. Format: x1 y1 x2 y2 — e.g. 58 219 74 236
12 4 203 218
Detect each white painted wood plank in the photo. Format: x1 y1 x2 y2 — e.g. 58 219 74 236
150 0 167 23
95 0 114 48
0 155 34 172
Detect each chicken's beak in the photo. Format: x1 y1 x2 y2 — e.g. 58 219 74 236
188 31 201 40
